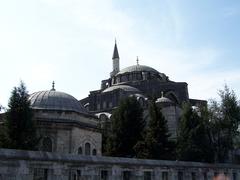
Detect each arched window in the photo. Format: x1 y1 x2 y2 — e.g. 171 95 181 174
42 137 53 152
92 149 97 156
85 143 91 155
78 147 82 155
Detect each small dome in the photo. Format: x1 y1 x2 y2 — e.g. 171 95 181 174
102 85 140 93
29 90 87 114
117 65 159 75
156 97 173 104
95 112 112 119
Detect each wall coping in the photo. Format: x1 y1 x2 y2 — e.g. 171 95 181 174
0 148 239 169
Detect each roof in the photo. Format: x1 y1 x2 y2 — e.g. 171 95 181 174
29 90 87 114
116 65 159 75
102 85 140 93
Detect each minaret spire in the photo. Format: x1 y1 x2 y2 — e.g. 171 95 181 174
112 39 119 59
110 39 120 77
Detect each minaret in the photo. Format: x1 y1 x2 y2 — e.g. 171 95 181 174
110 40 120 77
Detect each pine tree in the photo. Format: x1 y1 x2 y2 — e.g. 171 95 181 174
4 81 39 150
106 97 145 157
136 101 175 160
176 103 213 162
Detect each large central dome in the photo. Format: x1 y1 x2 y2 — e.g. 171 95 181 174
29 90 87 114
116 65 159 75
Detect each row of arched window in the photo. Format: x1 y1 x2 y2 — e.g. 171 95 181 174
78 142 97 156
41 137 97 156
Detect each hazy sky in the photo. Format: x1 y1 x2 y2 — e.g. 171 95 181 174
0 0 240 109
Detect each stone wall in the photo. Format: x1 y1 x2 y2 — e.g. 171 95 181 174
0 148 239 180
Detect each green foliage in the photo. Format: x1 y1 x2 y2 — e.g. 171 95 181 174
208 85 240 162
176 103 214 162
101 119 112 155
135 101 175 160
106 97 145 157
2 81 39 150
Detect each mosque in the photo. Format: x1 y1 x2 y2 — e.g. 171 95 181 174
4 41 206 156
80 41 206 138
0 42 239 180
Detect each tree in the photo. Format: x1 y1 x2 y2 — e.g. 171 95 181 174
176 103 214 162
135 101 175 160
4 81 39 150
208 85 240 162
106 97 145 157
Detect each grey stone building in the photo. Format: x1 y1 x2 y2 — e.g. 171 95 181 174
80 42 206 138
28 84 102 156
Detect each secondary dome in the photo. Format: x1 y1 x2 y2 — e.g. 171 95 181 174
29 90 87 114
117 65 159 75
102 85 140 93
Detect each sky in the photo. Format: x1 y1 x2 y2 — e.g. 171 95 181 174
0 0 240 109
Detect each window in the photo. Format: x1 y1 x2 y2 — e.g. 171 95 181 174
42 137 53 152
97 103 100 110
78 147 82 155
69 170 82 180
192 172 196 180
162 172 168 180
92 149 97 155
144 171 152 180
204 172 208 180
101 170 108 180
123 171 131 180
103 101 107 109
33 168 48 180
77 170 81 180
109 102 113 108
178 172 183 180
85 143 91 155
233 172 237 180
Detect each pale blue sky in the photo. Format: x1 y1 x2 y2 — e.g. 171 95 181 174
0 0 240 109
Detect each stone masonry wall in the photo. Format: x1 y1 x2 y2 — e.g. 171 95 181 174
0 149 239 180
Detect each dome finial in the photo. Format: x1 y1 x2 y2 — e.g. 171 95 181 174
51 81 55 91
161 91 164 97
136 56 139 65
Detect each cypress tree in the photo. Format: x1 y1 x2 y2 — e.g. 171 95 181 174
4 81 38 150
136 101 175 160
106 97 145 157
176 103 213 162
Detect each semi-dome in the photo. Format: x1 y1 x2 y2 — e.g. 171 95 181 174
117 65 159 75
102 85 140 93
29 90 87 114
